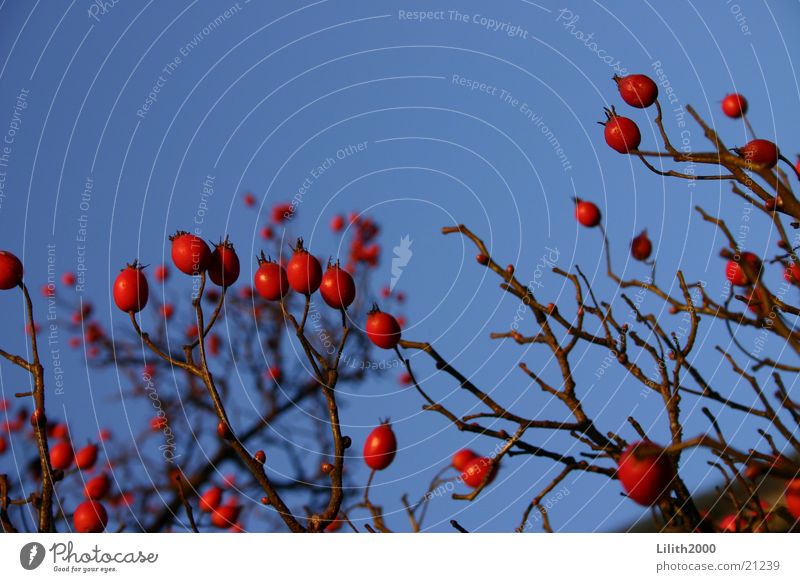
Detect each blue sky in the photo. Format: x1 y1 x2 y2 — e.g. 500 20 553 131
1 1 799 532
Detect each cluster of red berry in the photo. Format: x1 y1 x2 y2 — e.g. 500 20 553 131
0 397 127 532
330 212 382 271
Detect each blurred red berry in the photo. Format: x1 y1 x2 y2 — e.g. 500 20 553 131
73 500 108 533
330 215 345 232
722 93 748 118
575 200 601 227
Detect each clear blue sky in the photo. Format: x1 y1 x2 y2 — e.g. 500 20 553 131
1 1 799 532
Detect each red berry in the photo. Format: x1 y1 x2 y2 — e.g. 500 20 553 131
30 408 46 428
243 192 256 207
0 250 23 290
365 307 401 349
199 486 223 512
603 110 641 153
452 448 478 472
0 436 6 455
461 456 496 488
73 500 108 533
785 479 800 520
61 272 76 286
722 93 748 118
211 502 241 528
75 444 98 471
50 441 74 471
266 365 281 382
217 422 232 440
325 516 343 532
286 239 322 295
744 455 790 480
363 422 397 471
208 239 240 287
84 473 111 499
785 263 800 285
211 499 242 528
207 333 220 356
253 257 289 301
725 252 761 286
113 262 149 313
154 264 169 282
320 263 356 309
160 303 175 320
745 287 770 317
614 74 658 108
260 226 274 240
738 139 779 168
575 200 601 227
631 230 652 261
170 231 211 275
330 215 345 233
271 202 293 223
150 416 167 431
617 441 675 506
719 514 743 532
